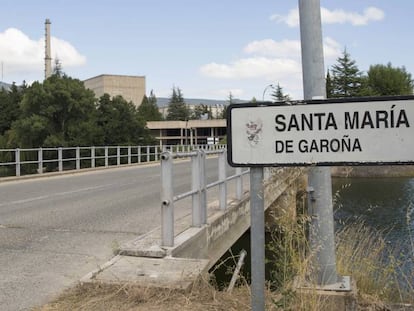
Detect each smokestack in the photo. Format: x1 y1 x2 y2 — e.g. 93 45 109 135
44 19 52 79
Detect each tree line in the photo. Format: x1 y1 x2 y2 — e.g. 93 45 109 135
0 74 158 149
0 74 226 149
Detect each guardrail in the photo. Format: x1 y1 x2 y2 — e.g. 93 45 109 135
160 149 249 247
0 145 226 178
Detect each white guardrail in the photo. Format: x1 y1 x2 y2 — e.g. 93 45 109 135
0 145 226 178
160 149 249 247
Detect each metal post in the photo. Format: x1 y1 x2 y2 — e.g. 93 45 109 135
161 151 174 247
299 0 338 285
76 147 80 170
250 167 265 311
15 148 21 177
219 150 227 210
199 150 207 224
91 147 95 168
105 147 109 167
58 147 63 172
38 148 43 174
191 151 201 227
138 146 141 163
117 146 120 166
146 146 150 162
128 146 131 165
236 167 243 200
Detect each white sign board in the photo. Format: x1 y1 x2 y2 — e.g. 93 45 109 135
227 97 414 166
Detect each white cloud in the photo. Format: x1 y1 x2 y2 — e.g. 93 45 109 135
243 39 300 58
200 57 301 80
199 36 342 100
200 36 341 80
270 6 385 27
0 28 86 75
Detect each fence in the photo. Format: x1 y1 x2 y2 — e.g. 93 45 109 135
0 145 226 178
160 149 249 247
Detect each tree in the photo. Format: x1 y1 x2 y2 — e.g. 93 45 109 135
271 83 291 102
53 58 64 77
166 86 190 121
138 90 163 121
367 63 413 96
97 94 154 146
9 75 100 147
192 104 212 120
329 49 364 98
326 70 334 98
0 82 22 135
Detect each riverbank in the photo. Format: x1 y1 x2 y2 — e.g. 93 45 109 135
332 165 414 177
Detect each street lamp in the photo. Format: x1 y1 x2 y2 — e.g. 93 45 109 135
262 84 274 102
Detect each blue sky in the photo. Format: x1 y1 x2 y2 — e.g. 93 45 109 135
0 0 411 100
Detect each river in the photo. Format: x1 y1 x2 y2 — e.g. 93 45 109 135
332 176 414 286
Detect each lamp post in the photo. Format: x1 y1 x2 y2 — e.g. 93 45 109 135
262 84 274 102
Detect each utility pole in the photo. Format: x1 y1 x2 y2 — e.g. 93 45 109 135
298 0 338 285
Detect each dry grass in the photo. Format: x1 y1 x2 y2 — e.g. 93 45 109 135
34 280 250 311
336 219 414 305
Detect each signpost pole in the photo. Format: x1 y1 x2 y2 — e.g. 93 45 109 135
250 167 265 311
298 0 338 285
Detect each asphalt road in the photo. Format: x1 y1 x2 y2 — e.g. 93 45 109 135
0 159 226 311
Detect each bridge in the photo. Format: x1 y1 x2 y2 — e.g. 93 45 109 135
0 145 305 311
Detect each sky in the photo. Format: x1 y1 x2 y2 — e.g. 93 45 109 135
0 0 412 101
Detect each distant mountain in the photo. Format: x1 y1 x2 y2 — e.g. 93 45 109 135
0 82 11 91
156 97 248 107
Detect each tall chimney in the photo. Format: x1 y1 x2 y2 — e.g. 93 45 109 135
44 19 52 79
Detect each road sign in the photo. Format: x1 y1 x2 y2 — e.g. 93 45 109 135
227 96 414 167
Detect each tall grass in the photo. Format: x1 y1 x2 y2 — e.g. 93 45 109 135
265 199 414 309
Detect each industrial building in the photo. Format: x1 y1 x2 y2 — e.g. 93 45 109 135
84 74 146 107
147 119 226 146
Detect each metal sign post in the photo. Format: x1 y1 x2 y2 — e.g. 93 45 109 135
250 167 265 311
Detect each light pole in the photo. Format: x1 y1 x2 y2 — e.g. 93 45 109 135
262 84 274 102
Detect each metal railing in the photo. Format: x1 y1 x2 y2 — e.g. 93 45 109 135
160 149 249 247
0 144 226 178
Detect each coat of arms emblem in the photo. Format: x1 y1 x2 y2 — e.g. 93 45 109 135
245 119 263 146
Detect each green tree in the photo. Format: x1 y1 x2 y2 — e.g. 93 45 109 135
138 90 163 121
367 63 413 96
191 104 212 120
9 75 99 147
329 49 364 98
97 94 153 145
271 83 291 102
326 70 334 98
0 83 23 135
166 86 190 121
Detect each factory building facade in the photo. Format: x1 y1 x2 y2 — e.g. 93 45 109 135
84 74 146 107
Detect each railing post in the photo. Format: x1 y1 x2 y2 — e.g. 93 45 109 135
76 147 80 170
138 146 141 163
105 147 109 167
38 148 43 174
15 148 21 177
200 150 207 224
91 147 95 168
58 147 63 172
161 151 174 247
191 151 202 227
117 146 121 166
128 146 131 164
236 167 243 200
146 146 150 162
219 150 227 210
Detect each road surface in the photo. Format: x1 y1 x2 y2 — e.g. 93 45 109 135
0 159 226 311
